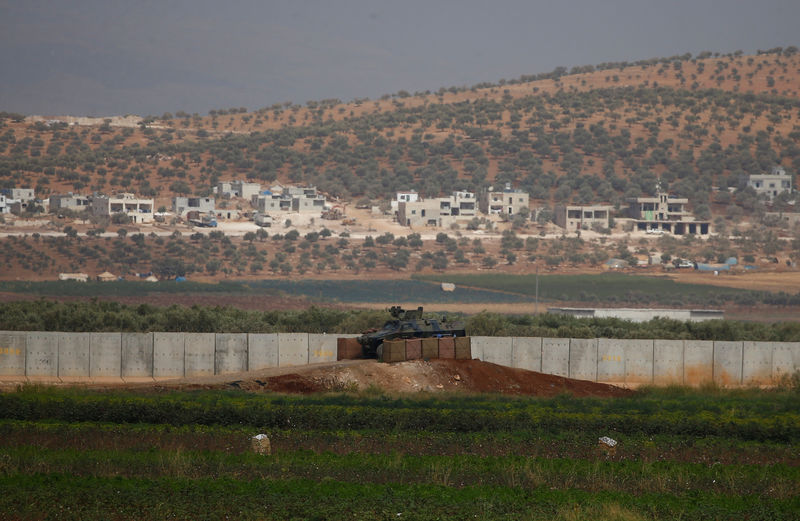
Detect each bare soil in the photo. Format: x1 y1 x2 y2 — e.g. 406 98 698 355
122 358 631 398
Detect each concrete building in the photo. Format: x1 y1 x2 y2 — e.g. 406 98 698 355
627 191 710 235
173 196 215 217
390 190 419 212
252 186 327 214
748 166 793 201
451 190 477 218
50 194 91 213
218 180 261 200
1 188 35 202
555 204 612 230
397 190 478 227
1 188 37 215
0 194 8 214
398 199 445 227
92 193 154 224
481 186 530 216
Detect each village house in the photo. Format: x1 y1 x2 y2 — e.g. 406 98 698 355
748 166 793 201
50 193 91 213
397 190 478 227
480 185 530 216
252 186 327 214
173 196 215 217
626 191 710 235
92 193 154 224
554 204 612 230
217 180 261 200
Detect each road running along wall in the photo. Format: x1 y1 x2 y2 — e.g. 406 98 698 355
0 331 798 386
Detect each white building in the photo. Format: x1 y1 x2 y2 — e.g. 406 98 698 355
92 193 154 223
748 166 793 201
390 190 419 212
0 194 8 214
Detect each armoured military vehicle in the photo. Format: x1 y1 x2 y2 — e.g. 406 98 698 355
357 306 466 357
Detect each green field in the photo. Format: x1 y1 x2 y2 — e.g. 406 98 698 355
413 272 772 307
3 274 800 308
0 385 798 520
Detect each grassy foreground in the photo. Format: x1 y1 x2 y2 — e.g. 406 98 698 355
0 385 798 520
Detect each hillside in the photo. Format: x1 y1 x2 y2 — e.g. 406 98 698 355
1 48 799 214
0 48 799 303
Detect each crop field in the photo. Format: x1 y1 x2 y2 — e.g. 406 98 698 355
245 279 531 304
414 273 753 304
4 275 800 309
0 385 798 520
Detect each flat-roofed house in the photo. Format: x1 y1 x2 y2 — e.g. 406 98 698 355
92 193 154 224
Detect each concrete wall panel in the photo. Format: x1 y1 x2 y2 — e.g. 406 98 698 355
541 338 569 377
89 332 121 378
624 339 654 384
654 340 684 385
58 332 90 378
772 342 800 381
511 337 542 372
215 333 248 374
596 338 625 383
184 333 215 377
713 341 743 386
153 332 184 378
26 332 59 377
0 331 26 376
308 335 338 364
278 333 308 367
480 337 513 367
569 338 597 381
248 333 278 370
468 336 492 361
684 340 713 385
742 342 774 386
121 333 153 378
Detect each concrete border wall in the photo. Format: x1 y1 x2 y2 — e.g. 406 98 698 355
122 333 153 380
90 333 121 379
569 338 597 381
511 337 541 372
480 336 512 366
653 339 684 385
184 333 215 377
0 331 26 377
541 338 569 377
3 332 799 387
153 332 185 379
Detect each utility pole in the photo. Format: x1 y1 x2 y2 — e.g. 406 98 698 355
535 264 539 314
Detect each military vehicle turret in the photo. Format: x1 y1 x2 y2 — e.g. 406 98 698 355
357 306 466 357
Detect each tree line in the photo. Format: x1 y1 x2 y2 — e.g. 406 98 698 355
1 300 799 341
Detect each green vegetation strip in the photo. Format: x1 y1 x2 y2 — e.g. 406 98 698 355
0 474 796 521
1 387 798 520
3 299 800 339
2 387 799 441
2 446 797 499
2 419 795 465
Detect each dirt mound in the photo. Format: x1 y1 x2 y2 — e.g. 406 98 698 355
160 359 631 397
